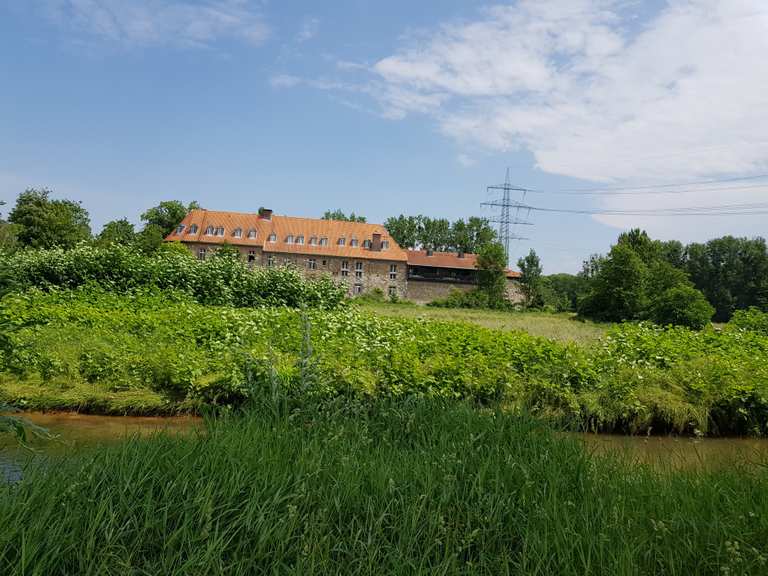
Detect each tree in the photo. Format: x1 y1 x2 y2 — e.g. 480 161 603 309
322 209 366 222
517 249 544 308
96 219 135 246
476 242 508 306
451 217 496 253
384 215 421 249
420 217 452 251
579 243 648 322
134 224 165 255
541 273 586 312
649 285 714 329
8 189 91 249
141 200 199 237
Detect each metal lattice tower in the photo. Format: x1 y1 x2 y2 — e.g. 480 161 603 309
481 169 533 264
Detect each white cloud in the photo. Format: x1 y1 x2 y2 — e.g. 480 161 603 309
44 0 269 48
296 17 319 43
270 74 302 88
456 153 476 167
361 0 768 236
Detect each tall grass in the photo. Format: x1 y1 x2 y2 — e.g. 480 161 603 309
2 399 767 575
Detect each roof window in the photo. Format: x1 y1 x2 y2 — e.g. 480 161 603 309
247 229 257 239
233 228 242 238
204 226 214 236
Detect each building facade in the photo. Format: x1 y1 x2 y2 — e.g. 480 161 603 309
165 208 408 298
165 208 522 303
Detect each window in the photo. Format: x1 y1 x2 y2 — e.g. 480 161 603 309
204 226 214 236
248 250 256 263
381 240 390 250
286 235 294 244
233 228 242 238
389 264 397 280
338 237 346 246
350 238 359 247
215 226 225 236
198 248 207 260
176 224 186 234
268 233 277 242
296 235 305 245
309 236 318 246
308 258 317 270
322 260 327 266
341 261 349 277
247 228 257 239
388 286 397 298
363 239 372 249
354 284 363 295
355 262 363 278
189 224 198 234
267 255 274 267
319 237 329 246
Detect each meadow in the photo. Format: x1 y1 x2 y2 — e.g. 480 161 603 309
2 288 768 436
2 399 767 575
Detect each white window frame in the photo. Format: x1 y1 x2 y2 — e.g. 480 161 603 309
382 240 389 250
268 233 277 242
189 224 198 234
296 235 305 245
204 226 214 236
388 286 397 298
338 237 346 246
350 238 359 247
267 255 275 267
198 248 207 260
355 262 363 278
308 258 317 270
341 260 349 277
176 224 186 234
389 264 397 280
319 237 329 246
233 228 242 238
354 284 363 295
286 235 294 244
247 229 257 239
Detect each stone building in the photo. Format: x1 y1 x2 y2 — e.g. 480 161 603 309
165 208 409 298
165 208 522 303
405 249 523 304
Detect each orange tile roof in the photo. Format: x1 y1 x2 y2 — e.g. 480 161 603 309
165 210 408 262
406 249 521 278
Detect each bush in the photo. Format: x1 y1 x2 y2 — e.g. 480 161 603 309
649 285 714 329
0 244 346 310
730 308 768 335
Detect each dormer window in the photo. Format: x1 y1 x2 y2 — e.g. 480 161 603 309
309 236 318 246
286 235 294 244
338 237 346 246
233 228 242 238
176 224 186 234
247 229 257 239
381 240 390 250
268 233 277 242
296 235 305 245
363 239 372 249
350 238 359 247
215 226 225 236
204 226 214 236
319 237 328 246
189 224 198 234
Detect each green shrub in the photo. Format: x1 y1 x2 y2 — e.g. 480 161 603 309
649 285 714 329
730 308 768 335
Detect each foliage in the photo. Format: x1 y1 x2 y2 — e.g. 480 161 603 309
8 189 91 249
384 214 496 252
2 289 768 436
322 209 366 222
2 400 768 575
730 308 768 336
649 285 715 329
95 218 135 246
0 245 346 310
141 200 199 237
540 273 585 312
517 249 543 308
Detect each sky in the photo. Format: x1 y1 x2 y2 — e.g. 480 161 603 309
1 0 767 273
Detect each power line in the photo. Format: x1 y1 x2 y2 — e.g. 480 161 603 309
481 169 533 263
524 182 768 197
520 201 768 216
525 173 768 195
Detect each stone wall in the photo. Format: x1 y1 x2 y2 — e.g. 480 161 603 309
406 278 524 305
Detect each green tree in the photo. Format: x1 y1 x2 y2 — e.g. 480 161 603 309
617 228 660 265
9 189 91 248
141 200 199 237
96 219 135 246
322 209 366 222
476 242 508 306
420 217 452 251
384 215 422 249
579 243 648 322
541 273 586 312
213 243 241 260
649 285 714 329
451 217 496 253
134 224 165 255
517 249 544 308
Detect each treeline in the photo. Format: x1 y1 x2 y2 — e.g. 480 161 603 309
531 229 768 325
383 215 496 253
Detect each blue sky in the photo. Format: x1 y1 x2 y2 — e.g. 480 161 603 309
2 1 767 272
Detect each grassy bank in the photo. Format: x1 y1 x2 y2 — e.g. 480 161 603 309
2 288 768 435
357 301 607 344
2 400 767 575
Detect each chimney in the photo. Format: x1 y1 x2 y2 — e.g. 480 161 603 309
258 207 273 220
426 249 434 257
371 233 382 251
457 251 465 259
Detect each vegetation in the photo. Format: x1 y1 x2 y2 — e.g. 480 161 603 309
8 189 91 249
517 249 543 308
2 288 768 435
0 244 345 310
384 214 496 253
322 209 366 222
1 399 767 575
